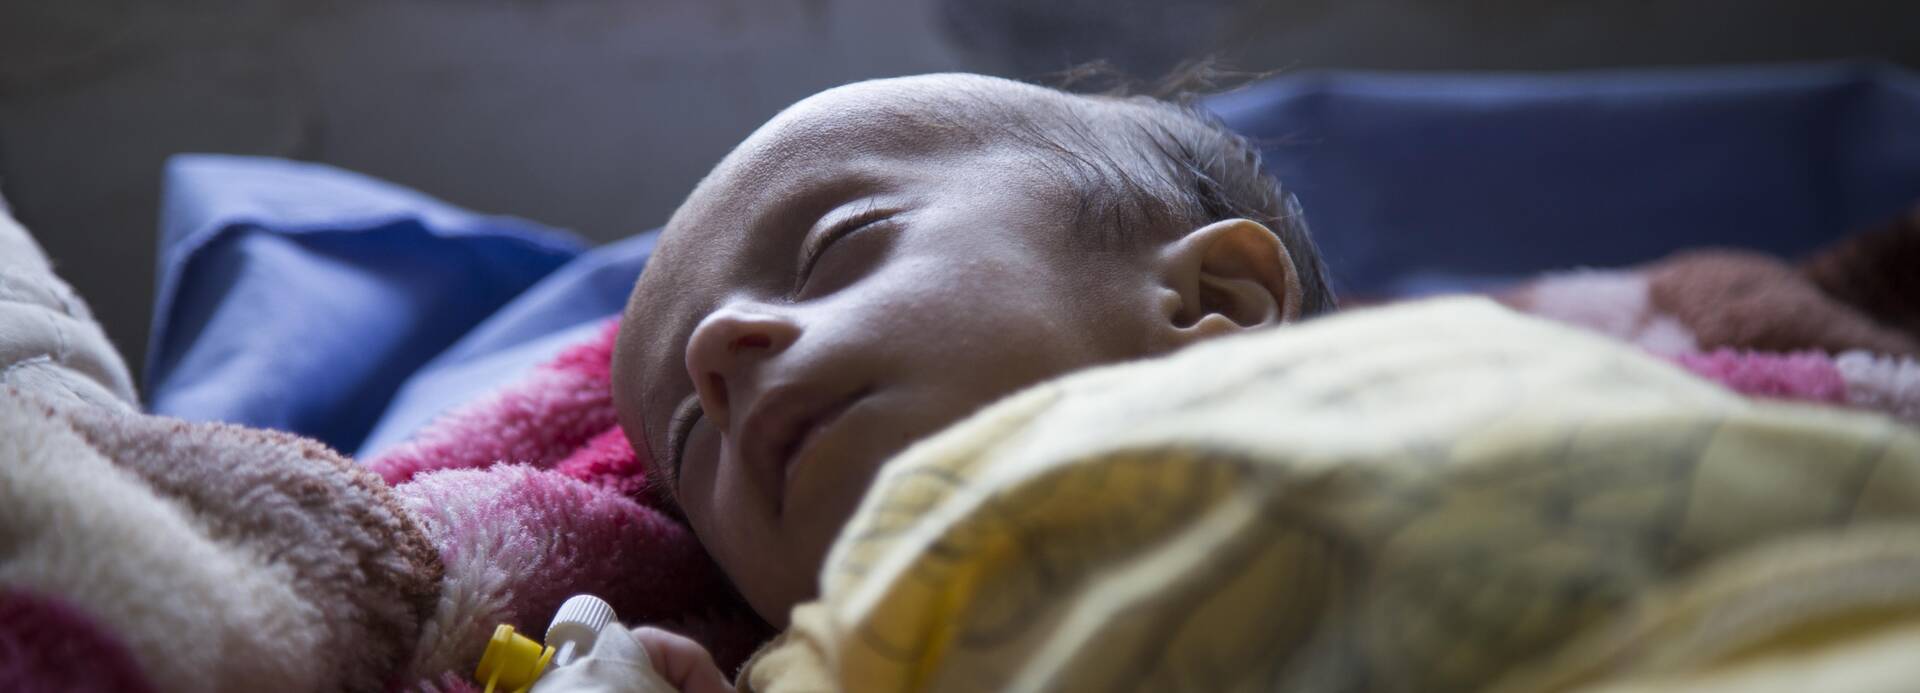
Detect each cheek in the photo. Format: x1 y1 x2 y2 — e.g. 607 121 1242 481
677 425 723 492
677 430 752 551
865 254 1067 332
679 427 816 622
844 259 1095 399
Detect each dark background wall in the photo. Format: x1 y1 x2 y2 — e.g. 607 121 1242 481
3 0 1916 383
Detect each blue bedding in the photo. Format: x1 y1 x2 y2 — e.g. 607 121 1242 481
145 63 1920 456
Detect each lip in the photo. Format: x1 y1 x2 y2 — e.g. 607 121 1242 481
737 384 865 514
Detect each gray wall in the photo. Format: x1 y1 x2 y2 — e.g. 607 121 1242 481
2 0 1915 387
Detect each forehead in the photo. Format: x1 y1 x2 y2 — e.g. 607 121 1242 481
676 75 1059 226
641 75 1074 297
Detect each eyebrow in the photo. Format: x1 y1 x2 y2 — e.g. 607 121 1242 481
758 166 888 239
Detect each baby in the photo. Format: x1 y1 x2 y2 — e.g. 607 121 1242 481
607 72 1335 688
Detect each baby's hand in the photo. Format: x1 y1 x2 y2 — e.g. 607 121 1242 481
630 627 733 693
531 625 731 693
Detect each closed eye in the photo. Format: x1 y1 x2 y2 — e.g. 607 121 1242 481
793 204 893 295
663 394 704 488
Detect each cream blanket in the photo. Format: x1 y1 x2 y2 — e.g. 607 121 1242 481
745 298 1920 693
1 207 442 692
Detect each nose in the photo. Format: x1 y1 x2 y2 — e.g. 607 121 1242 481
684 305 802 431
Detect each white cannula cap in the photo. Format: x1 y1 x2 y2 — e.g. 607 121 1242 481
546 594 618 668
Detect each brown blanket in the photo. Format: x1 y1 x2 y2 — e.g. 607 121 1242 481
1503 204 1920 358
1496 205 1920 424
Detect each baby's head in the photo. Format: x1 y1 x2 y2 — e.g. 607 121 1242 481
612 73 1333 626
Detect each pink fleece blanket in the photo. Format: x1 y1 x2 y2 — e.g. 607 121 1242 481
364 321 771 689
1497 207 1920 424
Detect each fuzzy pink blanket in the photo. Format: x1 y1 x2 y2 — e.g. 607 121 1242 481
364 321 772 690
1499 207 1920 424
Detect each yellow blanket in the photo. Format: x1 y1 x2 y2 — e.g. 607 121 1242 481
743 298 1920 693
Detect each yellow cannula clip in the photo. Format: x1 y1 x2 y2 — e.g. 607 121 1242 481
475 624 554 693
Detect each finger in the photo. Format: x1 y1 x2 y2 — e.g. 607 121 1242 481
631 626 733 693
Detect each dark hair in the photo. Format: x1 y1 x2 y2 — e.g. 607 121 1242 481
998 62 1338 315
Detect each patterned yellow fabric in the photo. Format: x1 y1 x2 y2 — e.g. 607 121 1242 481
742 298 1920 693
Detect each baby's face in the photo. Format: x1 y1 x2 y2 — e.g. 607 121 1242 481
612 75 1177 626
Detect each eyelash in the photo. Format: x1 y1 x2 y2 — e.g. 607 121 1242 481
664 396 703 487
793 207 893 295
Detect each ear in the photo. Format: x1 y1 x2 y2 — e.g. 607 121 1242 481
1159 218 1303 342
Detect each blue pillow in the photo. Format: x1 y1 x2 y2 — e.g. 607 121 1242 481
148 155 588 453
355 232 656 458
1210 62 1920 295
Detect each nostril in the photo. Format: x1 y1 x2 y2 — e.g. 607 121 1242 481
731 334 771 352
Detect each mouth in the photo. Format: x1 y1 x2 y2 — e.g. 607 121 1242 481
738 385 866 514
